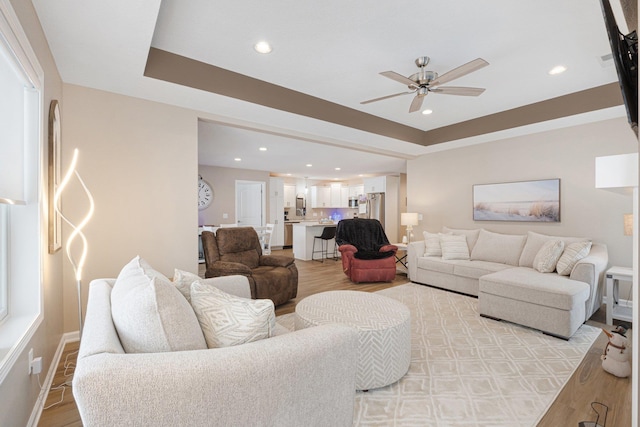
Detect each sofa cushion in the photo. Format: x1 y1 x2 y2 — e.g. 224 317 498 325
442 227 480 252
190 281 276 348
416 256 456 274
452 260 514 280
556 241 593 276
423 231 444 256
440 234 470 260
518 231 590 268
470 229 527 266
111 256 207 353
479 267 590 311
533 240 565 273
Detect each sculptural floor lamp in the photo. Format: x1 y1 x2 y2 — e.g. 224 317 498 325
54 148 94 339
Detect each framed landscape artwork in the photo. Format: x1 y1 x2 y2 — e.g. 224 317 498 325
473 179 560 222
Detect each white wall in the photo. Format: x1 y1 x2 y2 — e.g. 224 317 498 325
61 84 199 331
0 1 64 426
198 165 270 226
408 116 637 296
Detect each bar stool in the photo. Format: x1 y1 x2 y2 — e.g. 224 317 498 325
312 226 338 262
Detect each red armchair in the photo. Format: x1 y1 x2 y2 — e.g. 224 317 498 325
336 219 398 283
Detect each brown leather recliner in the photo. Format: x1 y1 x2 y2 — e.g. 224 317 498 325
201 227 298 306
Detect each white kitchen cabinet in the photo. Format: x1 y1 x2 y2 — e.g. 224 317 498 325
364 176 386 193
349 184 364 198
284 184 296 208
340 186 349 207
313 183 350 207
330 183 344 207
311 185 331 208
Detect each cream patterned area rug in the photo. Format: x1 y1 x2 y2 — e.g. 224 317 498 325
277 282 600 427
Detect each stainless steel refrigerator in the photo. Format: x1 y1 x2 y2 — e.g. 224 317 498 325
364 192 385 225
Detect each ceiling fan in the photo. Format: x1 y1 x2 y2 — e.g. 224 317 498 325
361 56 489 113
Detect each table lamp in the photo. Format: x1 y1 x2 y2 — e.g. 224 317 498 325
401 213 419 243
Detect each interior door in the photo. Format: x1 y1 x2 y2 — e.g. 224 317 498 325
236 181 264 227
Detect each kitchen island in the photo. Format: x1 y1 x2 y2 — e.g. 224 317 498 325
292 221 338 261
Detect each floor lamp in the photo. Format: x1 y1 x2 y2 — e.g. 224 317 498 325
401 213 419 244
54 148 94 339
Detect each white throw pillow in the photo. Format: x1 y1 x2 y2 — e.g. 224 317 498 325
532 240 565 273
190 281 276 348
111 256 207 353
423 231 443 256
556 241 592 276
440 234 470 260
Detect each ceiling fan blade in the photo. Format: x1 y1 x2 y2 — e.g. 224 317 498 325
430 86 486 96
360 91 414 105
408 95 425 113
429 58 489 87
380 71 419 88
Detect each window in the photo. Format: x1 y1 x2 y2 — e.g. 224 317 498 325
0 0 44 384
0 205 7 320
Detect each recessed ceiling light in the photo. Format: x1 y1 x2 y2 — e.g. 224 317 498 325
254 41 272 54
286 173 291 176
306 164 312 167
259 147 267 151
234 158 241 162
549 65 567 75
422 109 433 115
335 167 341 171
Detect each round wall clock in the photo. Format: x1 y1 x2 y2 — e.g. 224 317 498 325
198 176 213 210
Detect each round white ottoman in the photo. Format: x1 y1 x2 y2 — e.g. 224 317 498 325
295 290 411 391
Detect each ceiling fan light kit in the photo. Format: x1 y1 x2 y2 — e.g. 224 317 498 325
361 56 489 113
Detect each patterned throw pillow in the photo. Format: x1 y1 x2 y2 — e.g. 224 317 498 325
440 234 470 260
532 240 565 273
556 241 593 276
190 281 275 348
172 268 201 302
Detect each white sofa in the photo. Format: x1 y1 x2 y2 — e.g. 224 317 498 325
73 274 359 426
407 228 609 339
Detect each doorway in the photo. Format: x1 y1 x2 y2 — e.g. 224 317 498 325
236 180 265 227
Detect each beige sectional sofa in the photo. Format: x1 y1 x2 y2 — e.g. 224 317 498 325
407 227 608 339
73 259 359 427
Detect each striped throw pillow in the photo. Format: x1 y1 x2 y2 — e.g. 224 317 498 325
556 241 592 276
440 234 470 260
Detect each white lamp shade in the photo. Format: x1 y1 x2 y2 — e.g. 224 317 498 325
595 153 638 192
401 212 419 227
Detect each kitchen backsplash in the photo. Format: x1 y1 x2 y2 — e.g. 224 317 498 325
284 207 359 221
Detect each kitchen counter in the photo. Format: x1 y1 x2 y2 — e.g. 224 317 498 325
292 222 338 261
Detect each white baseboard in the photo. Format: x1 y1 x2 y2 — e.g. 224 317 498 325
27 331 80 427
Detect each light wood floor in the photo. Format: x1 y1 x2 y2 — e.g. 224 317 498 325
38 249 632 426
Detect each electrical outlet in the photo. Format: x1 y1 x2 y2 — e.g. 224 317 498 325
28 348 33 374
31 357 42 375
223 213 228 219
28 348 42 375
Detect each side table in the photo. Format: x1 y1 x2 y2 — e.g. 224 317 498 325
605 266 633 325
393 242 408 268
